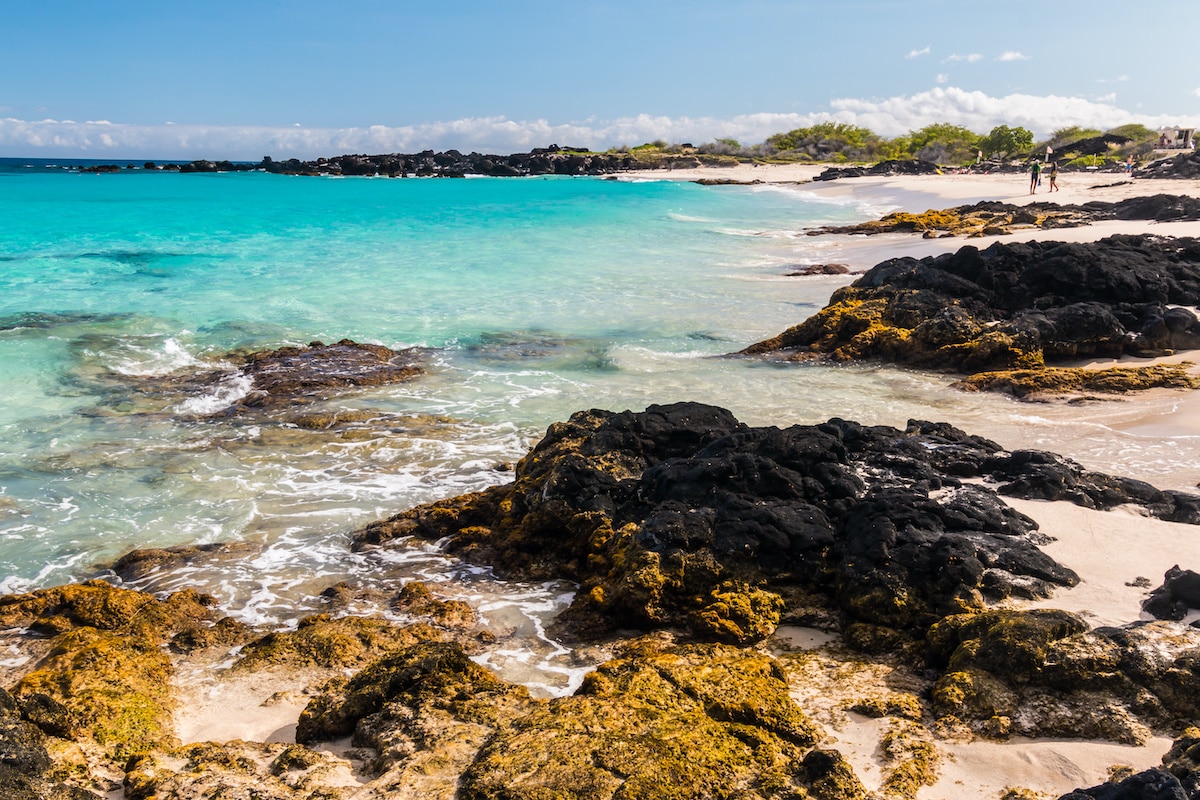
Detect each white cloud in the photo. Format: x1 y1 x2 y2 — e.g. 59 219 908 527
825 86 1198 138
943 53 983 63
2 88 1198 159
1194 87 1200 97
936 74 949 85
906 45 931 59
1097 93 1117 103
997 51 1030 62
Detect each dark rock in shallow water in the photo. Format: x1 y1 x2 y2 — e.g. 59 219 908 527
235 339 423 408
356 402 1136 644
126 338 425 417
742 235 1200 382
786 263 852 276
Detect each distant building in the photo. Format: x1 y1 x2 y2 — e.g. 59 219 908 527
1155 127 1196 150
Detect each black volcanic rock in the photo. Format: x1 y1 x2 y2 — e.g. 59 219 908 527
346 402 1192 645
1139 151 1200 180
241 148 642 178
813 159 942 181
1144 565 1200 620
742 235 1200 372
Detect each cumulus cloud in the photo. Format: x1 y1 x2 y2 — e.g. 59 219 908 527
906 45 931 59
827 86 1198 138
1194 87 1200 97
997 51 1030 62
943 53 983 63
2 88 1198 159
936 74 949 85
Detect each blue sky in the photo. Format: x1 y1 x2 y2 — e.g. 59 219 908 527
2 0 1198 158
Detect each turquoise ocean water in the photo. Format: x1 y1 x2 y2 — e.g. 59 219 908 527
4 159 1199 690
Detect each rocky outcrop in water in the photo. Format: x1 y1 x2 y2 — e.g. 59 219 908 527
742 235 1200 394
123 338 424 416
235 339 423 408
357 402 1200 647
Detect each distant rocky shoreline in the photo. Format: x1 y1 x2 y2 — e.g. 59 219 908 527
79 145 689 177
71 149 1200 180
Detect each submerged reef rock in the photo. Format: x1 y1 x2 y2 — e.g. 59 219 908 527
742 235 1200 388
806 195 1200 238
928 610 1200 743
119 338 424 418
234 339 423 409
349 402 1200 645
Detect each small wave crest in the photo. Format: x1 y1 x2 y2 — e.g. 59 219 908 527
667 212 718 223
110 336 203 376
173 373 254 415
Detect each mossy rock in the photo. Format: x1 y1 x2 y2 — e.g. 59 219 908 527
796 749 867 800
925 610 1186 743
927 609 1092 680
690 582 785 645
0 581 215 638
124 741 345 800
845 693 923 720
11 627 175 758
953 364 1200 397
391 581 476 629
459 643 820 800
234 614 447 671
296 640 529 744
880 720 939 799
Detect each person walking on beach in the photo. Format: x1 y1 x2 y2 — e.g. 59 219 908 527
1048 161 1059 192
1029 160 1041 194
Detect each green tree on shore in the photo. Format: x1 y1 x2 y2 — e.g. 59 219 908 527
766 123 885 161
891 123 981 164
979 125 1034 158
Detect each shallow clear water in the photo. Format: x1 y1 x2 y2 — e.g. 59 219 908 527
3 161 1199 693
